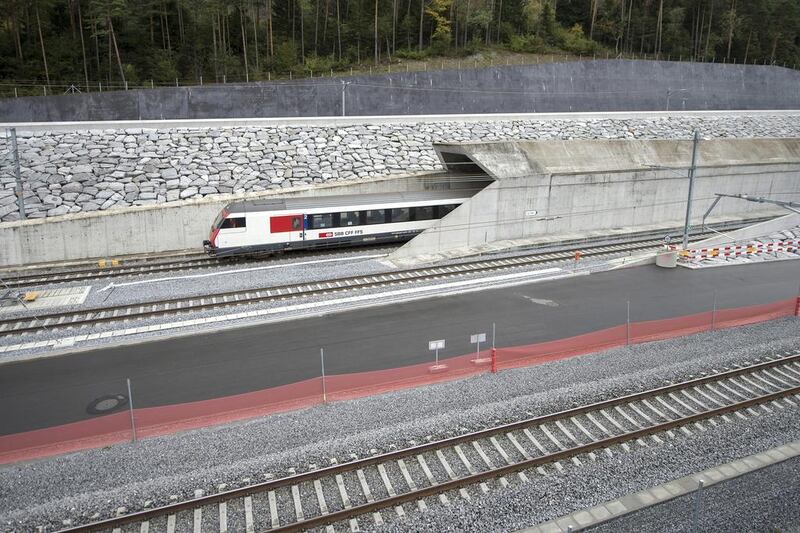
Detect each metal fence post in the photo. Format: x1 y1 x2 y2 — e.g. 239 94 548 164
711 291 717 330
9 128 25 219
126 378 137 442
795 282 800 317
626 300 631 345
320 348 327 403
693 479 705 532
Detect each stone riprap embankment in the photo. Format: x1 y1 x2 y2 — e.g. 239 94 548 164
1 113 799 222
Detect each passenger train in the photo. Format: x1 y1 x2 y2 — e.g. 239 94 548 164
203 191 472 257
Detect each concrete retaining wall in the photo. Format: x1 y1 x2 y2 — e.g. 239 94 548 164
0 173 466 266
388 138 800 263
0 111 798 223
2 60 800 122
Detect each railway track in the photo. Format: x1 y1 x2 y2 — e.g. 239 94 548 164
0 246 396 289
59 352 800 533
0 233 713 338
1 254 224 288
0 218 765 289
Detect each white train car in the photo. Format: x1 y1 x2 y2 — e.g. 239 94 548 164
203 191 471 257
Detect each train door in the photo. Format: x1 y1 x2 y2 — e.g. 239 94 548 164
291 215 304 242
269 214 304 247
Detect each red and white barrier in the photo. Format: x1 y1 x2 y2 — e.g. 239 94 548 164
680 240 799 260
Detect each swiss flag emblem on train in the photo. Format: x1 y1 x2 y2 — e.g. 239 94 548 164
319 232 333 238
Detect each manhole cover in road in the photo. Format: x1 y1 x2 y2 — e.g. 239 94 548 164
87 394 128 415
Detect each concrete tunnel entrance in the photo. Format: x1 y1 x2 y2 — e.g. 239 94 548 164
386 137 800 267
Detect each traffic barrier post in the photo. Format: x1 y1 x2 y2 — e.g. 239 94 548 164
491 348 497 373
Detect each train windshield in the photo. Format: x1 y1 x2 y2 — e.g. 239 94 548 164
212 209 229 229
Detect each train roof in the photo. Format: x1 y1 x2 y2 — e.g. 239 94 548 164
225 190 477 214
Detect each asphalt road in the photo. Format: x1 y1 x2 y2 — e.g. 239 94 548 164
1 261 798 435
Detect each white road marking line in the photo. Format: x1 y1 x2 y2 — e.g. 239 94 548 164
166 515 176 533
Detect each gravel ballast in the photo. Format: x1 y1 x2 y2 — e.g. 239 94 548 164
586 456 800 533
1 318 798 531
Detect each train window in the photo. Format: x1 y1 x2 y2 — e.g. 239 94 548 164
339 211 361 226
413 206 435 221
213 210 227 229
310 213 334 229
365 209 386 224
437 204 458 218
390 208 410 223
220 217 246 229
292 217 302 230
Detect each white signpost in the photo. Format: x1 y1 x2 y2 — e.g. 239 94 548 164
470 333 487 362
429 339 445 364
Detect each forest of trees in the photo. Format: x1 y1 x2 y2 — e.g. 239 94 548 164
1 0 798 92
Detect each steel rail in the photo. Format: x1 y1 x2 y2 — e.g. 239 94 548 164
57 353 800 533
0 233 715 337
1 256 226 287
0 217 763 289
276 384 800 532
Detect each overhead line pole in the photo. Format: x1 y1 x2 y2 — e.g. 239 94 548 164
682 130 700 250
8 128 25 219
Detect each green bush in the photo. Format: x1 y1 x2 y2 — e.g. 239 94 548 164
557 24 600 55
303 54 336 74
508 34 549 54
394 48 429 60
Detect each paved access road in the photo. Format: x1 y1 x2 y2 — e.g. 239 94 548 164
1 262 797 435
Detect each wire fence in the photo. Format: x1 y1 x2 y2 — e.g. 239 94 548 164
1 50 797 99
0 287 797 464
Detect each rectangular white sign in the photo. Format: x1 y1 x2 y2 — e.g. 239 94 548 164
429 340 445 350
470 333 486 344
